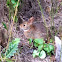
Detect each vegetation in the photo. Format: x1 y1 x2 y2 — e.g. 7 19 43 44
0 0 62 62
0 0 20 62
0 38 20 62
29 38 54 59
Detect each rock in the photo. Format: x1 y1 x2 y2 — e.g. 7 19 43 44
55 36 62 62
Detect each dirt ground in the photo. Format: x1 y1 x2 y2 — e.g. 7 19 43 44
0 0 62 62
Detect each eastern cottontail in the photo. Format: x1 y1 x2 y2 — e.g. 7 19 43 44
20 17 47 39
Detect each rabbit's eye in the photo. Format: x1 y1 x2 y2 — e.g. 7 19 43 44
23 25 25 26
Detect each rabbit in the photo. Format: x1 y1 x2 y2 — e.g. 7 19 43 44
20 17 47 39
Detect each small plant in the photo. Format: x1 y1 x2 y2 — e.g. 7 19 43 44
0 0 20 62
6 0 20 22
0 38 20 62
29 38 54 59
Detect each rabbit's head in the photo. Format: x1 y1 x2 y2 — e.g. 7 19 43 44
20 17 34 31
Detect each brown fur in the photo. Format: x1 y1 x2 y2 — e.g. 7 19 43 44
20 17 47 39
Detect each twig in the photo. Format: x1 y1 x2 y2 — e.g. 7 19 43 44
37 0 49 41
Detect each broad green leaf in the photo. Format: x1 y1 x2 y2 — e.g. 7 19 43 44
5 44 18 58
32 50 39 58
38 44 43 51
39 50 46 59
48 44 54 51
5 38 20 58
11 0 16 4
43 44 50 53
34 38 44 44
34 43 39 47
44 44 54 53
44 47 50 53
28 38 33 44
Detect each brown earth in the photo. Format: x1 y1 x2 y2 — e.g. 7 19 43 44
0 0 62 62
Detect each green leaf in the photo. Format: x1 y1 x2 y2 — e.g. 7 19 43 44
44 44 54 53
44 44 50 53
2 22 7 30
13 2 20 8
5 38 20 58
48 44 54 51
34 38 44 44
7 0 10 6
11 0 16 4
38 44 43 51
44 43 47 48
34 43 39 47
13 3 17 8
44 47 50 53
50 39 53 43
39 50 46 59
12 38 20 44
28 38 33 44
32 50 39 58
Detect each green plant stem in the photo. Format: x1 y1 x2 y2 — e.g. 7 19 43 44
49 0 55 42
37 0 48 40
3 0 20 61
50 0 58 41
37 0 47 27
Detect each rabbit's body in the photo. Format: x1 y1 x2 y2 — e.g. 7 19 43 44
20 17 47 39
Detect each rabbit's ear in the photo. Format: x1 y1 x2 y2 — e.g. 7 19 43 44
28 17 34 24
18 16 25 25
